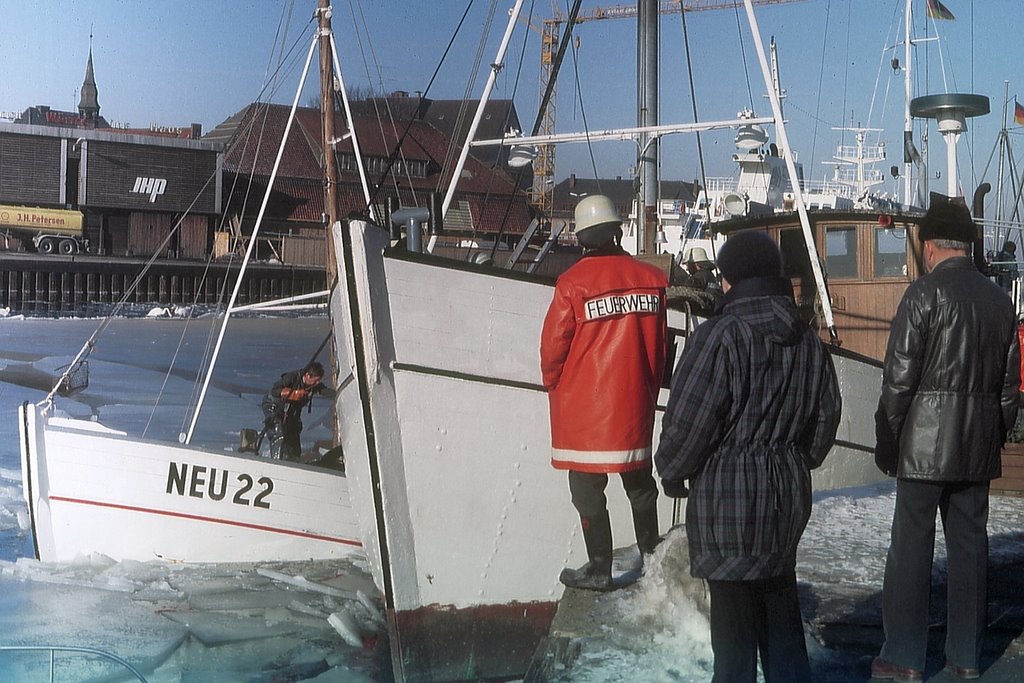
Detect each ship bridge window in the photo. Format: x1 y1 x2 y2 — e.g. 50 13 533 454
874 227 907 277
779 228 813 281
825 226 858 278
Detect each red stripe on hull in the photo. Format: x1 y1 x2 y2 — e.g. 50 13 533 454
48 495 363 547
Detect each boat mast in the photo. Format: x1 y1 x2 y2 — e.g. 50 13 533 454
903 0 913 207
638 0 659 255
186 0 373 444
319 0 340 283
996 81 1009 223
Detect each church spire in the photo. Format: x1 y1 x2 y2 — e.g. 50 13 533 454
77 36 100 121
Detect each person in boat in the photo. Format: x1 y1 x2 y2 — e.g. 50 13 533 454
994 239 1018 293
261 361 334 461
872 194 1021 682
680 246 718 291
540 194 668 592
654 231 841 683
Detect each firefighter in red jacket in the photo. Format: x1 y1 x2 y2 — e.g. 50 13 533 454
541 194 668 591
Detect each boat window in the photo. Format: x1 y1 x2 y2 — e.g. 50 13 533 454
779 228 813 281
874 227 908 277
825 226 858 278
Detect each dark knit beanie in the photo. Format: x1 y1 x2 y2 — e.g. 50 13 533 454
716 231 783 284
918 192 976 243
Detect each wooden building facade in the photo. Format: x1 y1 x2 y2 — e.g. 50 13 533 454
0 122 223 259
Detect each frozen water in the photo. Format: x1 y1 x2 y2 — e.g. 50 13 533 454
0 316 388 681
3 316 1024 681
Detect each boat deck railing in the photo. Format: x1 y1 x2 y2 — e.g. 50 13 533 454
0 645 149 682
702 176 864 200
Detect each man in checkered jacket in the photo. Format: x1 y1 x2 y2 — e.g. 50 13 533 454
655 230 840 683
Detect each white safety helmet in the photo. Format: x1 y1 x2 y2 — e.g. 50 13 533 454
574 194 622 248
685 246 712 264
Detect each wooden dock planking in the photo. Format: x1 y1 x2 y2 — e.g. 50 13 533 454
0 252 325 314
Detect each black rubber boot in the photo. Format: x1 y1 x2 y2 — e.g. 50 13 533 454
560 511 614 591
633 505 661 556
559 561 615 591
265 421 285 460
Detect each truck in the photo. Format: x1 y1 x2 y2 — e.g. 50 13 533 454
0 204 88 255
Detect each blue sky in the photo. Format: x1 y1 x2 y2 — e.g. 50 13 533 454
1 1 1021 204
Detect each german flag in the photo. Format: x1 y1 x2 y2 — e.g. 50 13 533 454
925 0 955 21
1015 100 1024 126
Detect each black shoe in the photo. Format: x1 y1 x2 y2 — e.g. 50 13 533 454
870 656 923 682
944 658 980 680
558 562 615 592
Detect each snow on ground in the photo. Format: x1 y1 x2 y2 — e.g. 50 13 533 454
546 480 1024 682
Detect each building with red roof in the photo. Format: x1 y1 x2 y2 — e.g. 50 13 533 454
206 98 536 266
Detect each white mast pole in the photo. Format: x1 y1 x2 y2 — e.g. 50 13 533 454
184 35 320 444
903 0 913 206
329 32 373 216
996 81 1009 223
742 0 836 335
441 0 525 218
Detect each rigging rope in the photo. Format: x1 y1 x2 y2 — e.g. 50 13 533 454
568 14 601 184
677 3 711 242
346 0 408 210
472 0 536 262
731 3 755 112
177 9 317 436
365 1 479 209
439 1 497 197
487 0 581 260
809 0 831 180
67 4 316 432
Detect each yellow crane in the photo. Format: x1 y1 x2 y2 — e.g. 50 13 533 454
529 0 805 216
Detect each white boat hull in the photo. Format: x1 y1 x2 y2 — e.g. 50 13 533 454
18 402 363 563
330 219 886 681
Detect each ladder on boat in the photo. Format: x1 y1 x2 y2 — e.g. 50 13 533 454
505 218 565 274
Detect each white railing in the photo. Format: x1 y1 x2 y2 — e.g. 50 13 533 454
702 177 738 192
0 645 149 682
834 144 886 161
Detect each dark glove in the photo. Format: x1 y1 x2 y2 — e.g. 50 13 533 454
661 479 689 498
874 446 897 477
874 407 899 477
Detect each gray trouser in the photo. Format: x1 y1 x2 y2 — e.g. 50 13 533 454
568 467 660 556
880 478 989 671
708 573 810 683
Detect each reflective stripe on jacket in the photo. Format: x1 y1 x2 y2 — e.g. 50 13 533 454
541 249 667 473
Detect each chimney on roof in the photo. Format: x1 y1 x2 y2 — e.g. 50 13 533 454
568 173 576 190
191 123 202 138
616 176 622 181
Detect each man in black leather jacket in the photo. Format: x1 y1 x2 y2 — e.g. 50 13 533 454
872 193 1021 682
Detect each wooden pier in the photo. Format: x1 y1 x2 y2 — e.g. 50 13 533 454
0 252 326 315
993 444 1024 496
